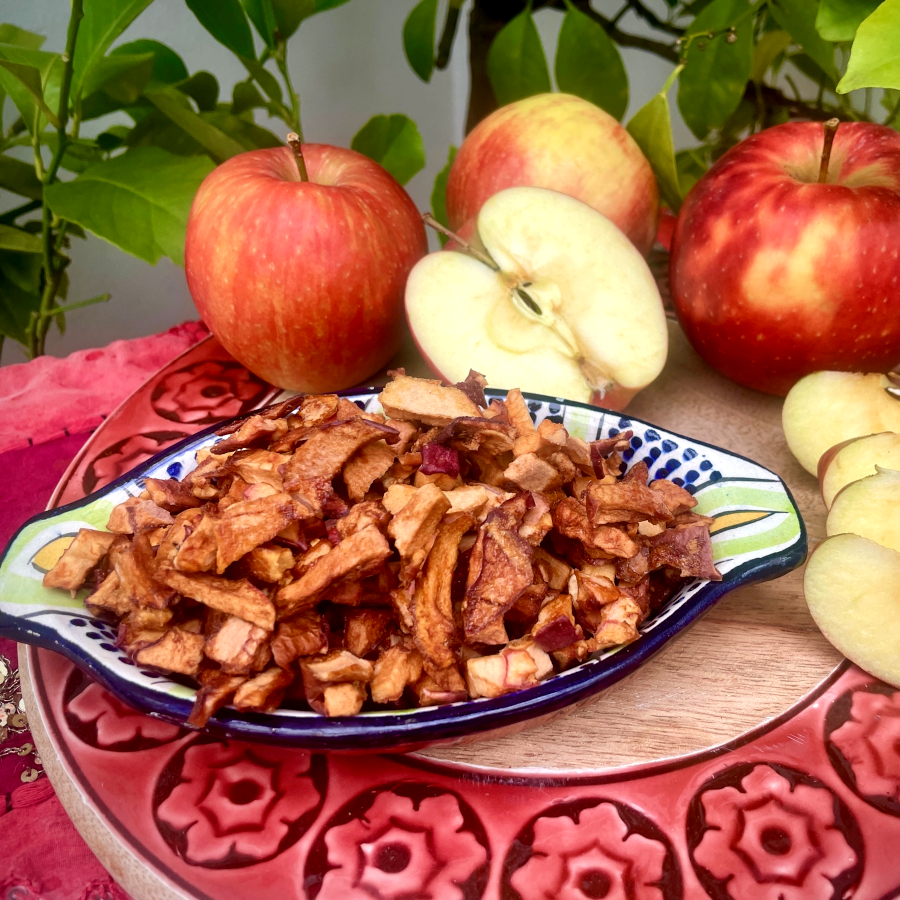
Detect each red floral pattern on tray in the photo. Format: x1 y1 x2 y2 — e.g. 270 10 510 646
23 335 900 899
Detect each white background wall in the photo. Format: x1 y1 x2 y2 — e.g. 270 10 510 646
3 0 692 366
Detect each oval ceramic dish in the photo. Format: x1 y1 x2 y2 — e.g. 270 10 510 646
0 389 806 751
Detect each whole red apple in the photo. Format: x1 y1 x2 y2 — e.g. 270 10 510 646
446 93 659 256
670 120 900 396
185 143 427 392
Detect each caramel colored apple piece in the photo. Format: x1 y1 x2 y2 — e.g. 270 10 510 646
818 431 900 509
782 372 900 475
804 532 900 687
826 467 900 551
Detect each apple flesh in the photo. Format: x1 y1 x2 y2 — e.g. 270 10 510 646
826 466 900 551
818 432 900 509
782 371 900 475
405 187 668 409
186 144 427 393
670 121 900 396
804 533 900 687
446 93 659 256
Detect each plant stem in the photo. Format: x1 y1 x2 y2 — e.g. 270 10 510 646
275 42 302 139
286 132 309 182
818 118 840 184
436 0 465 69
885 94 900 128
422 213 499 270
28 0 83 359
0 199 41 225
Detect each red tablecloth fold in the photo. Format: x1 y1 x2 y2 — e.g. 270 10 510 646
0 321 210 899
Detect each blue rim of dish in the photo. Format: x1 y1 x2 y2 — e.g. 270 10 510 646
0 389 807 750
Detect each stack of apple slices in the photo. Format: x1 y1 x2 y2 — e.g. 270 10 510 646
803 425 900 687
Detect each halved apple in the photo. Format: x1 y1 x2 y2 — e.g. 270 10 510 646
804 532 900 687
818 432 900 509
405 187 668 410
782 371 900 475
825 466 900 551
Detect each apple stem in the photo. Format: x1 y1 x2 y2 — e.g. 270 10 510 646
817 118 840 184
287 132 309 183
422 213 498 271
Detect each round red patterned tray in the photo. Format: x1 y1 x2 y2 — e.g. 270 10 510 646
20 332 900 899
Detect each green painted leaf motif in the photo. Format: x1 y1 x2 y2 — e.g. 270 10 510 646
241 0 278 48
80 51 154 103
838 0 900 91
487 6 551 107
0 25 45 50
72 0 155 96
676 0 754 140
185 0 256 60
816 0 881 41
112 40 188 86
404 0 438 82
146 89 246 162
431 144 457 244
627 90 681 211
351 114 426 186
0 155 43 200
555 5 628 121
44 148 215 266
0 225 41 254
769 0 839 80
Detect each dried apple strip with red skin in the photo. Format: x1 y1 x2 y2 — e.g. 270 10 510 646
111 534 175 610
387 482 452 583
143 478 203 510
282 418 399 511
42 529 117 591
204 616 271 674
412 513 476 671
585 481 672 525
233 667 294 712
276 526 391 616
188 670 248 728
213 414 288 454
133 628 206 676
647 523 721 580
344 608 394 658
271 613 329 667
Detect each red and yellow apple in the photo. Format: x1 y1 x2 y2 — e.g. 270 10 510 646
405 187 668 409
670 121 900 396
185 143 427 392
446 94 659 256
818 432 900 508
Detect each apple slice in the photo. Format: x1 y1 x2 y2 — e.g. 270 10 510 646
782 371 900 475
818 432 900 508
804 532 900 687
825 466 900 551
406 187 668 410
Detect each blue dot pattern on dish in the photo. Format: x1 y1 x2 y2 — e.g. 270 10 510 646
683 447 698 461
699 460 713 471
167 461 182 478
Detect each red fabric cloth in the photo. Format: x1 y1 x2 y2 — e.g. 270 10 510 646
0 322 210 898
0 321 208 454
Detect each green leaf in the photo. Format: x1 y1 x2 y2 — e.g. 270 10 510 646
269 0 354 40
112 39 188 86
816 0 881 41
627 84 681 211
96 124 132 150
555 5 628 121
769 0 839 80
0 254 42 345
232 80 267 115
676 0 753 140
80 51 154 102
838 0 900 91
176 71 219 111
44 134 105 173
431 144 457 245
675 147 709 196
44 148 215 266
0 155 42 200
146 89 246 162
39 292 111 320
240 57 284 105
186 0 256 60
72 0 155 97
203 111 282 149
487 6 551 106
241 0 278 48
751 29 792 82
0 224 42 254
351 114 426 185
0 59 59 129
0 25 45 50
404 0 438 82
